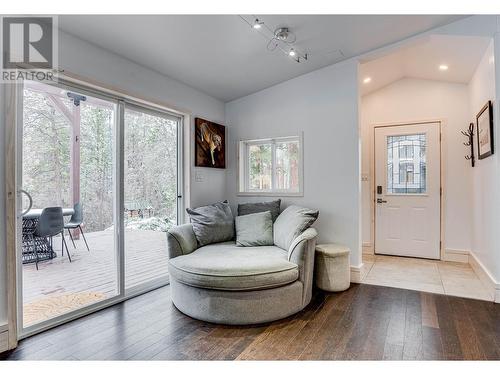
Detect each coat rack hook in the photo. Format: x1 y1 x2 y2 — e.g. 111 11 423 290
462 123 475 167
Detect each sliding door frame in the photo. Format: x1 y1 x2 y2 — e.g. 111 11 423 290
4 81 22 349
121 101 183 297
9 76 186 340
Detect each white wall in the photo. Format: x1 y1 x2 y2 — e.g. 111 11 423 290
57 31 227 208
468 41 500 282
0 30 226 327
225 60 361 267
361 78 473 253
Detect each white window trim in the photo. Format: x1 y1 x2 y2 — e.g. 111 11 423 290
238 133 304 197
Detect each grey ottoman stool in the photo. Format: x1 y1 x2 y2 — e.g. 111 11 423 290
315 244 350 292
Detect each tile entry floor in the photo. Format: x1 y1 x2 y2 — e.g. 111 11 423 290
361 254 494 301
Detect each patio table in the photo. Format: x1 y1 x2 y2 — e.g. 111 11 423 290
22 208 75 264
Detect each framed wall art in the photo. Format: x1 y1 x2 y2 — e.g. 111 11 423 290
476 100 494 160
195 118 226 168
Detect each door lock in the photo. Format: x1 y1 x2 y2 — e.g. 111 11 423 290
376 198 387 204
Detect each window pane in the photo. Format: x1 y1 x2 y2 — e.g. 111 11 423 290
124 108 177 289
387 133 426 194
22 88 72 211
80 100 115 232
21 82 118 328
275 140 300 191
248 144 272 190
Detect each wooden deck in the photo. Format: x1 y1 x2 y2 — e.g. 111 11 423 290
22 229 168 326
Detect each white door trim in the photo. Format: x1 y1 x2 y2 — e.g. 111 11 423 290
371 120 445 260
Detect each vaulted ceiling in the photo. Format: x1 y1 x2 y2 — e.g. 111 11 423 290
359 34 491 96
59 15 467 102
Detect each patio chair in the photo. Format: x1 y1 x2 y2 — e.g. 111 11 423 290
64 202 90 252
35 207 72 269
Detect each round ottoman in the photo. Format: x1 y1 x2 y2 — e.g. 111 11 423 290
315 244 350 292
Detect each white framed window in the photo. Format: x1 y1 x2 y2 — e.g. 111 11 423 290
238 134 303 196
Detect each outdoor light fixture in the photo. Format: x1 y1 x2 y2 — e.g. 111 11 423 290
67 92 87 106
240 15 308 63
363 77 372 84
439 64 449 71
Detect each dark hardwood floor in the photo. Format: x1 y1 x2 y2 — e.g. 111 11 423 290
2 283 499 360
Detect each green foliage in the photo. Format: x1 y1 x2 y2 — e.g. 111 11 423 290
124 109 177 231
23 90 71 210
249 144 271 189
23 88 178 233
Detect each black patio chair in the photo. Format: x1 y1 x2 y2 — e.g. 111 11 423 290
64 202 90 252
35 207 72 269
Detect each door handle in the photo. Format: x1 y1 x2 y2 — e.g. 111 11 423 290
376 198 387 204
19 189 33 217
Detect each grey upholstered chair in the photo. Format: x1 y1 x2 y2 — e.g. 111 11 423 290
35 207 71 269
166 222 318 325
64 202 90 251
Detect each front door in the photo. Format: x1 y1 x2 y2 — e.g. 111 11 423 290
374 122 441 259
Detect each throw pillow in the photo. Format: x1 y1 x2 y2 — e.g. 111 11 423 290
273 205 319 250
237 199 281 222
186 200 234 246
235 211 273 247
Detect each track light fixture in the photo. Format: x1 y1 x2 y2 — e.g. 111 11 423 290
240 16 308 63
252 19 263 29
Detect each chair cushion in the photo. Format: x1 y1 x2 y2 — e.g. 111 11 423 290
168 242 298 291
235 211 273 247
186 201 234 246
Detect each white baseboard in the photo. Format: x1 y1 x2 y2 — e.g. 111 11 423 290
350 263 369 283
0 330 8 353
362 242 374 255
468 251 500 303
442 248 469 263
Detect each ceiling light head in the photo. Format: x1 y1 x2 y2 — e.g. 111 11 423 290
289 49 296 57
275 27 290 40
439 64 449 71
253 19 263 29
363 77 372 84
274 27 296 44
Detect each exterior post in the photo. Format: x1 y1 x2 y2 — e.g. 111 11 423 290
70 105 81 239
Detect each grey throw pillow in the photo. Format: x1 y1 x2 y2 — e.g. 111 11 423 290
235 211 274 247
273 205 319 250
237 199 281 222
186 201 234 246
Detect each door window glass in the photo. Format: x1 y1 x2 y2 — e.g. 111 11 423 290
387 134 426 194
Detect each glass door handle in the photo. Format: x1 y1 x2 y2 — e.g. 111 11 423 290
19 189 33 217
376 198 387 204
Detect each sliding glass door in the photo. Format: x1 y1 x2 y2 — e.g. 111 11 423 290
20 81 119 330
123 106 180 291
16 79 182 337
